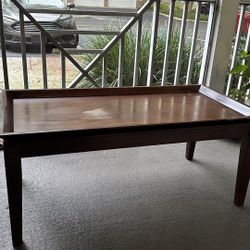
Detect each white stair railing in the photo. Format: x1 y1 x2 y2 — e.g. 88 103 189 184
0 0 218 90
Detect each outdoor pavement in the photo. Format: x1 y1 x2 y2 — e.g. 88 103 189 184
1 8 208 57
1 139 250 250
0 55 80 89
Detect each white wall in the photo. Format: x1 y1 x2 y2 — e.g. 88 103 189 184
109 0 136 9
74 0 104 7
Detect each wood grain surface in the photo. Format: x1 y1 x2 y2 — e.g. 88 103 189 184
13 93 244 133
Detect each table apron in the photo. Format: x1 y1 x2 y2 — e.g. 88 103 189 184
11 123 249 158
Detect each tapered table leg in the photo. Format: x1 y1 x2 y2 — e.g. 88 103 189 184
234 137 250 207
186 142 196 161
4 143 23 246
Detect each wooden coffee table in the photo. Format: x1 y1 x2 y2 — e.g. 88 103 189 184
1 85 250 246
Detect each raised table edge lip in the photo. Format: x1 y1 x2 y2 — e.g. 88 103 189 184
1 85 250 139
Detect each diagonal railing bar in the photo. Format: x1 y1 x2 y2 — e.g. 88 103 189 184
10 0 98 87
87 0 157 73
69 0 158 88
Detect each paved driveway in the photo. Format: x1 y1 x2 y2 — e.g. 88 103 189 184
0 11 207 57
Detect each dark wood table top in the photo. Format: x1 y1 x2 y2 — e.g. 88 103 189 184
2 85 250 136
13 92 244 133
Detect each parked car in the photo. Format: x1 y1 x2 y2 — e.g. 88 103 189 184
201 4 250 37
3 0 79 50
235 6 250 35
201 3 210 15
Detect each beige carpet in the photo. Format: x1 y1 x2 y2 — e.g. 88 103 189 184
1 140 250 250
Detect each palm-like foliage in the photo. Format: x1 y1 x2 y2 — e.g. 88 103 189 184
79 28 202 87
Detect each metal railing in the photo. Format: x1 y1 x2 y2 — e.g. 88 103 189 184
0 0 217 90
226 1 250 99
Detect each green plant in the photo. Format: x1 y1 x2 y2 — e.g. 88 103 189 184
228 51 250 103
80 28 202 87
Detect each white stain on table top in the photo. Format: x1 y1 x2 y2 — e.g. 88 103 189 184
82 108 113 119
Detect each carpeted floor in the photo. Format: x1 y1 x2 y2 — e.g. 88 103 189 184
1 140 250 250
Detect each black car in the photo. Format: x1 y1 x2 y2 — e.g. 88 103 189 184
201 3 210 15
3 0 79 49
